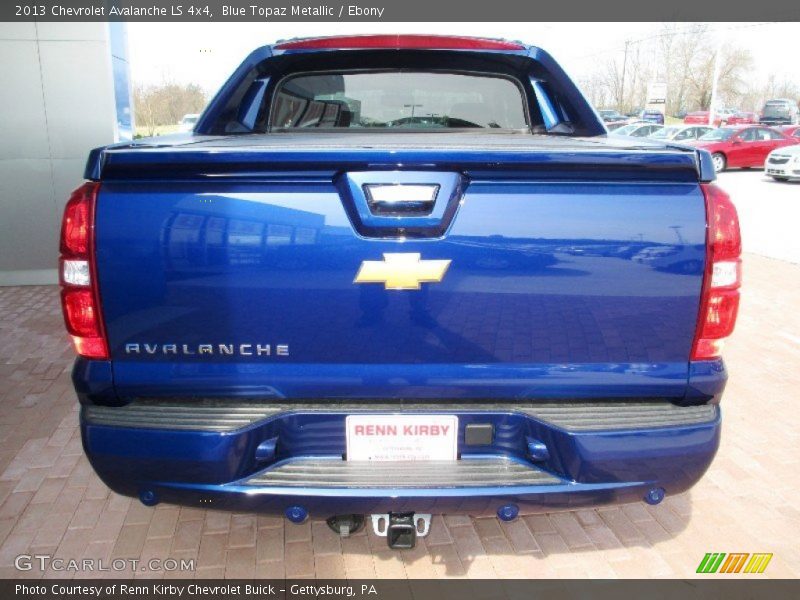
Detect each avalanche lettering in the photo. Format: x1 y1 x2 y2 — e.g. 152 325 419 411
108 6 168 16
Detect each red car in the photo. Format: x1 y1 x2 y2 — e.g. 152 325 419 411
725 111 759 125
684 111 722 127
779 125 800 139
690 125 799 172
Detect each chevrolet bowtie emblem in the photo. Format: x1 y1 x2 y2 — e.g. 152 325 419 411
354 253 451 290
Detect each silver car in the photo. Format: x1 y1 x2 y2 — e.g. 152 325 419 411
765 145 800 182
610 123 663 138
649 125 714 142
178 114 200 133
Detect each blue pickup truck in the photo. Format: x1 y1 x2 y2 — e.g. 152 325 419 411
60 35 741 548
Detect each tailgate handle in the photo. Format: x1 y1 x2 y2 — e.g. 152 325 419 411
363 184 439 215
337 171 466 238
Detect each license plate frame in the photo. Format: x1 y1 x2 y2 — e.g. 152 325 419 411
345 414 458 462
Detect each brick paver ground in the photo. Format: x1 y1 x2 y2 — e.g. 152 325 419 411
0 253 798 579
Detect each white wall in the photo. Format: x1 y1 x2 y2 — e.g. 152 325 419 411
0 23 120 285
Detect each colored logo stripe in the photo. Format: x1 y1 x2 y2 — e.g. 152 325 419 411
697 553 773 574
744 553 773 574
697 553 726 573
720 553 749 573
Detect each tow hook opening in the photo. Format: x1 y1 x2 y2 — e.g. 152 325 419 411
325 514 365 537
371 513 432 549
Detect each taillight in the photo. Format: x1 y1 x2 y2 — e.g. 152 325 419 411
59 182 108 359
691 183 742 360
274 35 525 51
61 192 91 255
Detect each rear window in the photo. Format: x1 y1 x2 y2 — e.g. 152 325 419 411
763 101 795 117
269 71 528 130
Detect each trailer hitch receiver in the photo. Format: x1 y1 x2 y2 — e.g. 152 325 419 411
371 512 431 549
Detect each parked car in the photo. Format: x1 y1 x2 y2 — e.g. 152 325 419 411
606 121 630 131
715 108 736 124
690 125 799 172
60 34 738 548
631 245 703 275
597 109 628 130
639 110 665 125
759 98 800 126
598 109 626 122
684 111 722 127
765 145 800 182
648 125 714 142
178 113 199 132
725 111 758 125
779 125 800 139
610 123 663 137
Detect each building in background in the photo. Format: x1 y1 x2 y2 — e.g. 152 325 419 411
0 22 133 285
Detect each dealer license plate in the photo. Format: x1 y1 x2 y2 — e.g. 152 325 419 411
345 414 458 461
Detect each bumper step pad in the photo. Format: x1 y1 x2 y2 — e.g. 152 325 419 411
521 402 717 431
245 457 560 488
84 400 717 432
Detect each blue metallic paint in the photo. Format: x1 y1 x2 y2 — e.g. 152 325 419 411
95 146 703 180
526 46 606 135
107 362 695 401
93 177 709 401
72 358 114 402
194 45 273 134
81 406 720 517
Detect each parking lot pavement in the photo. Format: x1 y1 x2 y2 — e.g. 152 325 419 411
0 253 799 579
718 170 800 265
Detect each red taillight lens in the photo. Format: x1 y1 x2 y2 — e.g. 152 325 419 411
59 182 108 360
691 183 742 360
62 289 101 337
72 336 108 359
699 290 740 339
61 184 94 255
275 35 525 51
708 187 742 261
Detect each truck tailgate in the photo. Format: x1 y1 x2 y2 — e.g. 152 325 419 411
93 135 706 400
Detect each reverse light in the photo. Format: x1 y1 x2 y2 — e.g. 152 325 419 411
61 259 90 286
691 183 742 360
59 182 108 359
274 35 526 51
710 261 740 288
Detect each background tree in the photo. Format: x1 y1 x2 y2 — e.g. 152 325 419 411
133 80 208 136
581 25 760 116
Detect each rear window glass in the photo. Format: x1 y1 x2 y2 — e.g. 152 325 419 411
763 101 794 117
269 71 528 130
